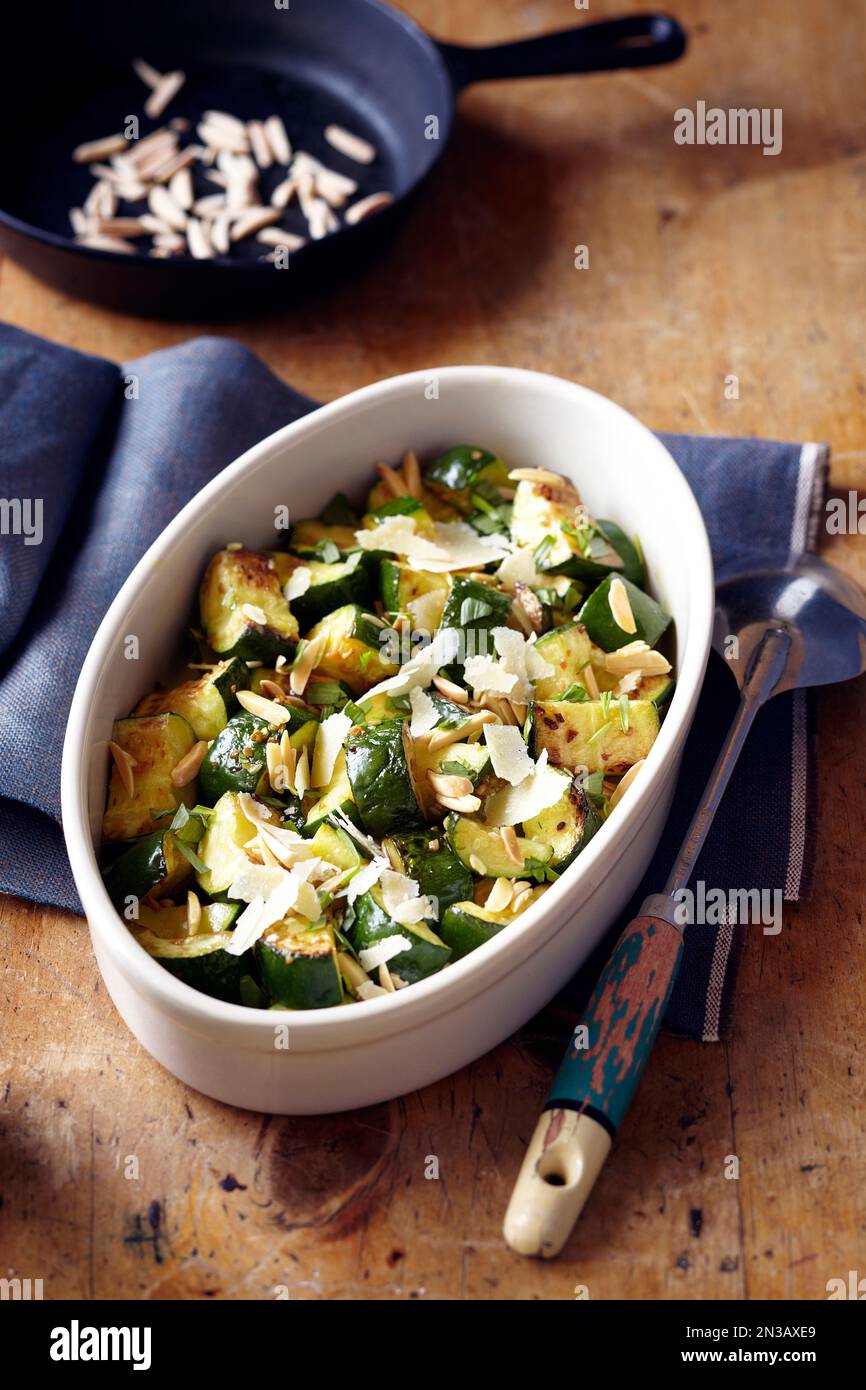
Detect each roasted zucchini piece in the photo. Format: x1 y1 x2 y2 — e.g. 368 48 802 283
199 711 270 801
349 886 451 983
379 559 450 629
200 548 299 661
345 720 425 839
634 672 675 712
439 886 548 960
136 928 250 1002
533 698 659 774
384 831 473 919
271 552 373 629
511 476 643 586
195 791 260 896
305 604 398 694
302 748 357 836
424 445 510 514
523 780 603 871
439 575 512 661
102 713 198 841
444 816 552 879
306 822 363 873
578 574 671 652
287 519 359 553
133 657 246 741
361 496 435 533
532 622 616 699
256 918 343 1009
101 827 192 910
135 900 241 937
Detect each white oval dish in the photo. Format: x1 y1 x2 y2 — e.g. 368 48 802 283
62 366 713 1114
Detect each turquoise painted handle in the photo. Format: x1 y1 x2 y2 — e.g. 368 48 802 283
547 913 684 1135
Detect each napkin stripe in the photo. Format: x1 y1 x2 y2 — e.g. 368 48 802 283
784 692 809 900
702 907 733 1043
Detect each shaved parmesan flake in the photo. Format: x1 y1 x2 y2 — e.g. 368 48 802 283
354 515 446 563
341 857 387 904
284 566 311 601
331 807 383 859
496 546 543 590
493 626 553 700
380 868 434 925
409 588 445 632
311 710 352 788
226 896 266 955
237 792 280 829
409 686 438 737
358 934 413 972
359 627 461 704
484 723 534 786
228 863 287 903
294 879 322 919
484 750 570 827
406 521 509 573
463 653 517 696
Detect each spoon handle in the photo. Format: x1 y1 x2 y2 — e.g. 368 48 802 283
503 898 682 1258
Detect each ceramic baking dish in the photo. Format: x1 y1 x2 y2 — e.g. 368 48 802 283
61 366 713 1113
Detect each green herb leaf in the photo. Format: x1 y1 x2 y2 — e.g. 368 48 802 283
460 595 494 625
600 690 611 719
315 539 341 565
559 682 589 703
586 720 613 747
343 700 367 724
170 835 209 874
306 681 345 707
581 771 606 807
618 693 630 733
533 535 554 568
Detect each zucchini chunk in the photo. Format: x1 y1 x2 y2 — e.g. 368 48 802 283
135 901 241 937
199 711 270 801
200 548 299 661
134 657 246 741
101 827 192 910
271 552 373 630
439 886 548 960
424 445 509 514
345 720 425 839
349 886 451 983
305 604 398 694
302 747 357 836
523 781 603 871
380 559 450 629
532 622 613 700
511 476 643 586
533 698 659 774
287 519 359 554
136 928 250 1002
634 672 675 712
439 575 512 660
195 791 260 897
578 574 671 652
306 821 363 873
256 919 343 1009
384 831 473 919
102 713 198 841
445 815 552 879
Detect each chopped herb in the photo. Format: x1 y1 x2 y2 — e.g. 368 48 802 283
171 836 209 874
306 681 345 707
544 866 562 883
460 595 494 625
343 700 367 724
315 539 341 565
600 690 611 719
343 549 363 572
561 518 596 557
533 535 554 568
523 706 534 742
357 649 373 672
440 759 473 778
582 771 606 807
290 638 307 669
560 682 589 703
619 694 630 733
468 509 502 536
586 720 613 747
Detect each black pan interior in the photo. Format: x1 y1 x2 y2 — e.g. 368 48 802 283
0 0 455 253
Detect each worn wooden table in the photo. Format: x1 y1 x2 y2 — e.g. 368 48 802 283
2 0 864 1300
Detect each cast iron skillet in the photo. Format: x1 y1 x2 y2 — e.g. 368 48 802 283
0 0 686 318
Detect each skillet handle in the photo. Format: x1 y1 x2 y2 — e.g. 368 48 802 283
438 13 686 91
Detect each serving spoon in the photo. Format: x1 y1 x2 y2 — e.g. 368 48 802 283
504 556 866 1258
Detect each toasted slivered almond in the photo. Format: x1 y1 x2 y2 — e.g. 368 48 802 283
73 133 128 163
204 110 248 138
94 217 153 238
192 193 227 218
609 576 637 634
508 700 529 725
290 634 325 696
376 461 407 499
608 759 646 812
148 185 187 232
426 711 498 753
304 197 338 240
186 217 214 258
469 854 487 876
209 212 231 255
78 233 136 254
324 123 377 164
486 877 514 913
401 450 422 499
247 119 273 168
511 886 534 914
256 227 306 251
508 467 566 486
108 741 137 796
294 747 310 798
132 57 163 90
428 839 440 852
236 690 292 726
171 739 209 787
339 951 370 994
427 771 474 799
581 662 600 700
230 205 280 241
270 175 297 210
258 678 288 701
241 602 268 626
257 833 283 868
499 825 524 867
344 191 394 225
264 114 292 165
477 693 519 727
153 232 185 253
432 675 469 704
604 644 671 677
197 120 249 155
69 208 90 235
378 962 396 993
509 599 535 637
615 670 643 696
145 70 186 120
186 890 202 933
265 741 286 791
169 167 194 210
438 793 482 814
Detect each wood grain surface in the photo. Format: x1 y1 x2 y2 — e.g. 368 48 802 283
1 0 864 1300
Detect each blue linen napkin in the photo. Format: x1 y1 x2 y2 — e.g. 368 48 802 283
0 325 828 1041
